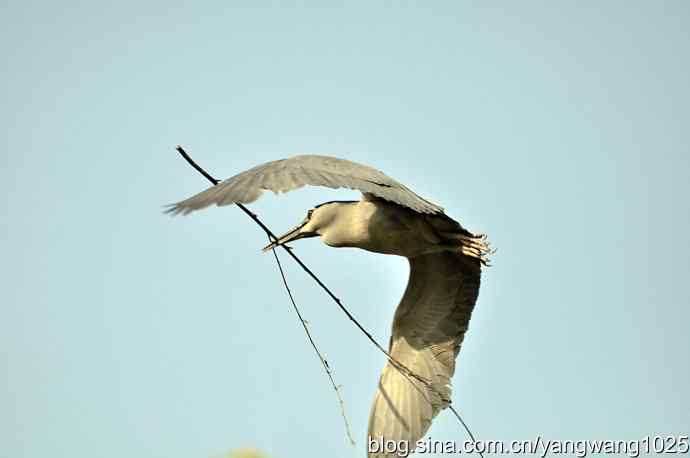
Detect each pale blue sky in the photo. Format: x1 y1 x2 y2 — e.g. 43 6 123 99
2 2 688 457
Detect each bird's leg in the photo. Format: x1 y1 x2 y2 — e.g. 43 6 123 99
442 232 493 265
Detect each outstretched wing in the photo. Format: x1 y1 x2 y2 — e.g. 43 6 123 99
166 155 443 215
368 252 481 456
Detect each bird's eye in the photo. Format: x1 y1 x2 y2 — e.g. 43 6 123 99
307 209 314 218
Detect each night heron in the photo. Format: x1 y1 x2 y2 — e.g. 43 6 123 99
167 155 490 456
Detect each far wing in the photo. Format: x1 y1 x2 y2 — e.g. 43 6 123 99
166 155 443 215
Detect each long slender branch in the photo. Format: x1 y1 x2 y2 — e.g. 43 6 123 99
174 145 355 444
268 238 355 445
173 145 482 458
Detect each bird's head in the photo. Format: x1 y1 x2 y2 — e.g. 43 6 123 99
261 201 356 252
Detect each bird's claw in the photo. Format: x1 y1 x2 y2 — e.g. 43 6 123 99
458 233 493 265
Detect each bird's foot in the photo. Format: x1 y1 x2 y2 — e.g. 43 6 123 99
457 233 494 265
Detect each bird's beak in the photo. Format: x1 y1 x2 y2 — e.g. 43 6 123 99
262 219 317 252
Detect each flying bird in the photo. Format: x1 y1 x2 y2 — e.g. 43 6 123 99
167 155 490 457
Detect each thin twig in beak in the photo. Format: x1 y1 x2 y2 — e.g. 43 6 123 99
261 222 310 252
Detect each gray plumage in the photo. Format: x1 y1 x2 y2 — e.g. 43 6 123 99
168 154 490 457
367 251 481 457
165 154 443 215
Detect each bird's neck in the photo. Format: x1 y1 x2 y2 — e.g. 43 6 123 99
321 202 373 249
322 201 439 258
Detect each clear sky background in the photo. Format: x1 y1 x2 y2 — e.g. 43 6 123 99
2 2 688 457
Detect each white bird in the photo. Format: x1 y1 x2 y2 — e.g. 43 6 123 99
167 155 490 457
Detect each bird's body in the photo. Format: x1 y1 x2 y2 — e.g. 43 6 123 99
167 154 490 457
